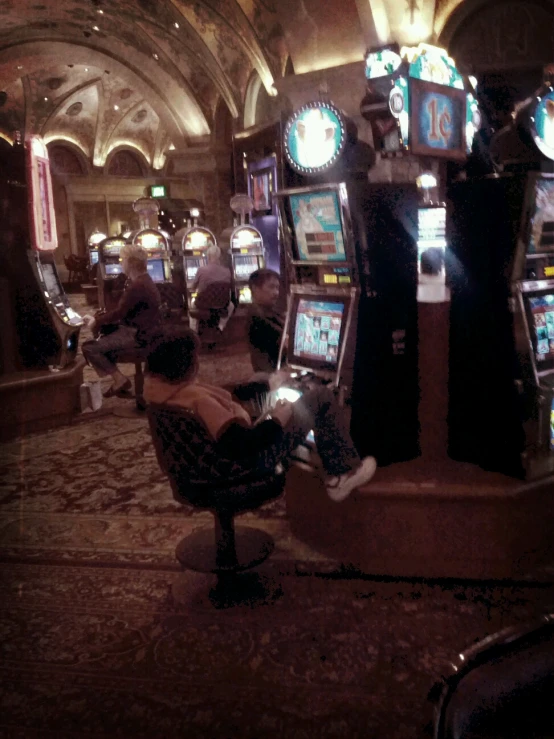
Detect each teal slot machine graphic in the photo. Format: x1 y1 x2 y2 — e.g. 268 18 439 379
284 102 346 174
289 190 346 261
531 89 554 162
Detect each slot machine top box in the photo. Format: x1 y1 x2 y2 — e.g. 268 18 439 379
362 42 480 161
182 227 216 254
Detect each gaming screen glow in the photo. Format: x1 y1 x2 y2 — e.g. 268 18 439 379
290 191 346 262
147 259 165 283
529 293 554 365
293 299 344 366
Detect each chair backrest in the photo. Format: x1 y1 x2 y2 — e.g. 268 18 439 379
147 403 261 496
433 613 554 739
194 281 231 311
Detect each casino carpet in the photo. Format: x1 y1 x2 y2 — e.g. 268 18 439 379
1 296 554 737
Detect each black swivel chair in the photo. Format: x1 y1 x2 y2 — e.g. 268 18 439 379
147 403 286 606
431 613 554 739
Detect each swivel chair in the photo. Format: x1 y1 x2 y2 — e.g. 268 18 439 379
431 612 554 739
147 402 286 606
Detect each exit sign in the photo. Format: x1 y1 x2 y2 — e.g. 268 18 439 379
150 185 167 198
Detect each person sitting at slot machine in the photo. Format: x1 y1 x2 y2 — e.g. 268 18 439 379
189 244 233 333
247 268 286 375
82 243 162 397
144 331 377 502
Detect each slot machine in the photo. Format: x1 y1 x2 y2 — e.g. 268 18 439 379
514 173 554 478
25 135 83 368
181 225 217 308
97 236 127 311
229 224 264 305
273 184 359 400
130 228 171 285
87 231 106 274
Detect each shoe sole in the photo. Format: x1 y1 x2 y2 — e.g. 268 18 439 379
327 457 377 502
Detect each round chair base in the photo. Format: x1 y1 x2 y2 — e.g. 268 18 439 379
175 525 274 574
113 404 147 419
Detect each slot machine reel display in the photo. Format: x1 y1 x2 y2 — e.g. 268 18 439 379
26 135 83 368
181 225 217 308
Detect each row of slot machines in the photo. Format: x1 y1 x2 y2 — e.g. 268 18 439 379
91 223 266 313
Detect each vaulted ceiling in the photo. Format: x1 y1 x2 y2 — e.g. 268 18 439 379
0 0 540 170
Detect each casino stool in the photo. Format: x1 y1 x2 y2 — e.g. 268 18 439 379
430 613 554 739
147 403 286 607
111 346 151 418
189 281 232 348
64 254 89 285
156 282 185 325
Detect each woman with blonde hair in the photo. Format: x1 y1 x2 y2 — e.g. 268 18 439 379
82 243 162 397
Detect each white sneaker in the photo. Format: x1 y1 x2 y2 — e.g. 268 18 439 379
325 456 377 502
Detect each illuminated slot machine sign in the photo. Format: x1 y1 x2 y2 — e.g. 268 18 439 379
284 101 346 175
417 206 446 272
26 135 58 252
530 87 554 162
133 229 170 283
362 43 480 160
523 289 554 377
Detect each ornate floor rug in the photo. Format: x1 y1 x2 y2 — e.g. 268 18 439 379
1 296 554 737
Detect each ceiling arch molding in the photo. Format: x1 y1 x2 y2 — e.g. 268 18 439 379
104 145 150 178
39 77 102 140
243 70 264 129
0 39 209 142
46 139 91 176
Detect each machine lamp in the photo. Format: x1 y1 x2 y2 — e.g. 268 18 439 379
416 172 437 190
190 208 200 219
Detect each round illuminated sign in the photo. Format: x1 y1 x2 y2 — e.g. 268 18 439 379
531 89 554 161
389 89 404 117
284 101 346 174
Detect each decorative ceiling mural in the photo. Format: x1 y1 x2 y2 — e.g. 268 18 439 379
1 0 531 167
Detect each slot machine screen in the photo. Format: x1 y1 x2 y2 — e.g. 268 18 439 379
288 293 349 372
90 250 99 265
186 258 202 281
234 256 259 279
527 291 554 372
40 262 63 302
289 190 346 262
551 397 554 451
105 263 123 275
147 259 166 283
527 177 554 254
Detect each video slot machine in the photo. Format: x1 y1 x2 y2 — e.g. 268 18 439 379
97 236 127 311
230 224 264 305
25 135 83 368
131 228 171 284
273 183 359 403
514 173 554 478
87 231 106 275
181 225 216 309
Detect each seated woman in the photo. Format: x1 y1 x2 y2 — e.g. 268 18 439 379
82 243 162 397
144 331 377 502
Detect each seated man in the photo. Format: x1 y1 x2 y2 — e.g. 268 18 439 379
246 268 285 374
189 244 232 333
144 331 377 502
82 243 162 397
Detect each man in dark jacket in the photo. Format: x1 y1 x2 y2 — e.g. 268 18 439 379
82 243 162 397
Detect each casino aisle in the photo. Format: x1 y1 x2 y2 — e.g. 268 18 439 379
0 303 554 738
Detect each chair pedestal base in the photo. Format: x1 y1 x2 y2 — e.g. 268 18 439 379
175 525 274 574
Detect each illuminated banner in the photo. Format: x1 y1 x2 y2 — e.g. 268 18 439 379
26 135 58 251
531 90 554 161
410 79 466 160
284 101 346 175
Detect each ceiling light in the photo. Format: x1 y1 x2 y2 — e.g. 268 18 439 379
92 25 99 31
97 9 104 13
44 97 48 101
174 22 179 28
114 105 119 111
85 68 89 72
17 65 23 70
152 53 159 61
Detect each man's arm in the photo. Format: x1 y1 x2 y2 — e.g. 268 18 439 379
96 281 141 327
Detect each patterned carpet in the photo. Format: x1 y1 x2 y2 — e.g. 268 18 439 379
1 295 554 738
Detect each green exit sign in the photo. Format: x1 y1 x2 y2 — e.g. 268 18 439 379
150 185 167 198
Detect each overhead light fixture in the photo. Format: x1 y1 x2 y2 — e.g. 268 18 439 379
92 25 99 31
152 53 159 61
97 9 104 13
44 97 48 101
85 68 89 72
17 65 23 70
174 22 179 29
113 105 119 111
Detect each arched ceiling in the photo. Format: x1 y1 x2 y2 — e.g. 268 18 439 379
0 0 511 166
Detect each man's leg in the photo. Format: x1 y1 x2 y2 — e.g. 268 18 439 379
82 326 137 383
